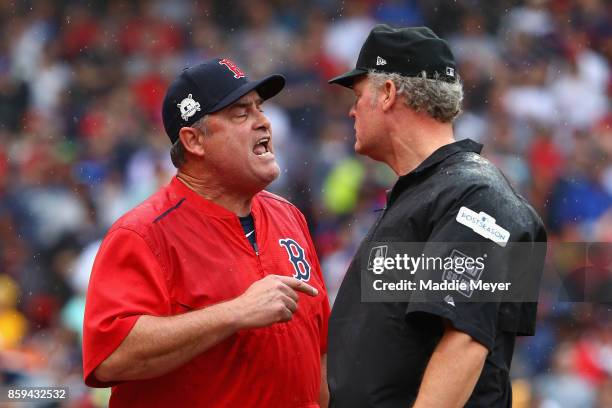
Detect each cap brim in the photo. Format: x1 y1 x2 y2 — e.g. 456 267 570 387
209 74 286 113
328 68 368 88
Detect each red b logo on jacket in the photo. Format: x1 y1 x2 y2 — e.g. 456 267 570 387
219 58 246 79
279 238 311 282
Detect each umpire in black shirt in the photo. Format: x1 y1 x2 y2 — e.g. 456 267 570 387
327 25 547 407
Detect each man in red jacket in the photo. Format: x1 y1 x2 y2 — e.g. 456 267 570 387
83 57 330 408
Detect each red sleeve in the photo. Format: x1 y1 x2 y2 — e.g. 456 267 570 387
296 209 330 355
82 227 171 388
318 285 331 355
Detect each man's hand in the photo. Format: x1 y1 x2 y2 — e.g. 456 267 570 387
229 275 318 329
94 275 318 383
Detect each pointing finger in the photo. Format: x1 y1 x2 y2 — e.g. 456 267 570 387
275 275 318 296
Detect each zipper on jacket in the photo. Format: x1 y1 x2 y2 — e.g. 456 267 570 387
236 215 259 255
243 213 266 278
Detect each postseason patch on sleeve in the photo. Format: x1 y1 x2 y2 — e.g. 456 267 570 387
456 206 510 247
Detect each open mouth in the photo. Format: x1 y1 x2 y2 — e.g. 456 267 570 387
253 137 272 156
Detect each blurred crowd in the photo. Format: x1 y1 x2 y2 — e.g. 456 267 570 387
0 0 611 406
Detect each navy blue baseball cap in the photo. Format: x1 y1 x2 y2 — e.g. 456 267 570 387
162 57 285 143
329 25 457 88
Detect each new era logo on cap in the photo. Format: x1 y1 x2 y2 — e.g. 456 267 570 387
376 56 387 66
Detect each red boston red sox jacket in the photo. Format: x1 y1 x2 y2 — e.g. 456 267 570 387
83 176 330 407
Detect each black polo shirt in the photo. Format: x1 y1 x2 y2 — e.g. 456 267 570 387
328 139 547 408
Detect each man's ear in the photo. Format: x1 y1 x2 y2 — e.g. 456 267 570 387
381 80 396 112
178 126 206 157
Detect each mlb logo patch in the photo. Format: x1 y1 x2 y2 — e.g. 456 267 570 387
446 67 455 77
456 206 510 247
177 94 201 121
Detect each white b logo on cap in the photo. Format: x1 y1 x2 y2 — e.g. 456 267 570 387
177 94 201 122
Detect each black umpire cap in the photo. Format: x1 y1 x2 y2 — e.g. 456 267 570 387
329 24 458 88
162 57 285 143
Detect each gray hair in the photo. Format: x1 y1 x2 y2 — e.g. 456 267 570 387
170 115 209 168
368 69 463 123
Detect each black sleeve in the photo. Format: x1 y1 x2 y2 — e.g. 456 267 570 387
405 184 518 351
